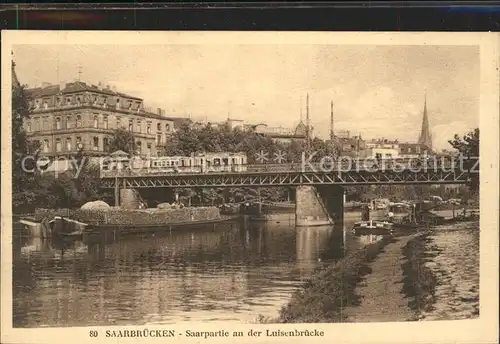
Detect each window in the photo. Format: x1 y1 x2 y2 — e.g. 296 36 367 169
137 121 141 133
76 97 81 105
76 115 82 128
66 97 71 105
66 138 72 151
55 139 62 152
166 123 171 131
128 119 133 132
407 148 411 153
56 117 61 130
103 116 108 129
137 141 142 154
147 143 152 156
147 123 151 134
76 136 82 145
43 101 48 110
103 137 109 151
35 99 40 109
116 98 120 109
157 123 161 131
43 140 50 153
66 116 71 129
93 115 99 128
34 118 39 131
93 137 99 151
116 117 121 128
56 97 61 106
156 134 162 145
27 122 31 132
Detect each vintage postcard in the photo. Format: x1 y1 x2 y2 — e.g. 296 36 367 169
1 31 498 344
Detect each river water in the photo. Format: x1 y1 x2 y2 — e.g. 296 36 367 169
13 214 372 328
419 221 480 320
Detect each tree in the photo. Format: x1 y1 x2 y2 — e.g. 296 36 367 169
448 128 479 157
448 128 479 193
12 62 41 212
107 128 137 154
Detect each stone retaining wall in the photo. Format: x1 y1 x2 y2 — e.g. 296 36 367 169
34 207 221 226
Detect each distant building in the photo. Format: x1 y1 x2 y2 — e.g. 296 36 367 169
251 121 308 144
365 138 400 159
398 143 429 158
21 77 175 158
167 117 193 130
226 118 245 130
330 134 367 158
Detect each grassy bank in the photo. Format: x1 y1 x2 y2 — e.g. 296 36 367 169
270 235 398 323
401 233 437 317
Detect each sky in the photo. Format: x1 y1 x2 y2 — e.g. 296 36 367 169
13 44 479 151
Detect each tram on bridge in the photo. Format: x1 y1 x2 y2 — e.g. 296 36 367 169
101 151 248 174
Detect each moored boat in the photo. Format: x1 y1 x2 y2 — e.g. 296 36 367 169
49 216 88 237
352 220 394 234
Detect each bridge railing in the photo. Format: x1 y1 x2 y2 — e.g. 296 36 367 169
99 157 477 178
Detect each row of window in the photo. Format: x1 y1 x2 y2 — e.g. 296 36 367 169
40 137 154 154
123 118 171 133
41 137 88 153
26 114 172 134
31 95 142 111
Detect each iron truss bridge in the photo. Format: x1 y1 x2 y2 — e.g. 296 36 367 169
100 167 474 189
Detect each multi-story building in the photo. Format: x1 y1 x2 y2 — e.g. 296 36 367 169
365 138 400 159
252 121 308 145
329 132 367 158
23 81 175 158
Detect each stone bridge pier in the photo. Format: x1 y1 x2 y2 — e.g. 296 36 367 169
295 185 345 227
118 188 142 209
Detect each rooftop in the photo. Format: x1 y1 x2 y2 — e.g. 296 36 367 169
25 81 142 101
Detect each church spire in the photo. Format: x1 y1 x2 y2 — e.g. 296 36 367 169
418 92 433 151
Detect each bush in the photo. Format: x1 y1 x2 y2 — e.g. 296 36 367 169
401 233 437 315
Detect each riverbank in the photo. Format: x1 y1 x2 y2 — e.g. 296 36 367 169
264 222 479 324
343 234 418 322
274 234 398 323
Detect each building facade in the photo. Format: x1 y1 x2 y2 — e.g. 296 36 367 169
252 121 308 144
23 81 175 158
365 139 400 159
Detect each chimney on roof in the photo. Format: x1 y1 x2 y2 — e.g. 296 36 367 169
59 81 66 91
105 85 110 90
157 108 162 116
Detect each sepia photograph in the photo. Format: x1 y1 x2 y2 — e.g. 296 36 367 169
1 31 498 344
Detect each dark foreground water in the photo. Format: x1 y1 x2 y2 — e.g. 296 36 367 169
13 214 373 327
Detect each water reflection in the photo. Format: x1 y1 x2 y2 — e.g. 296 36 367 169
14 214 370 327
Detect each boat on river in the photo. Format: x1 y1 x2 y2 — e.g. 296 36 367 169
49 216 88 237
352 220 394 234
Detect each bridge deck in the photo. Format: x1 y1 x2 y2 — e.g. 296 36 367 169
99 165 471 188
